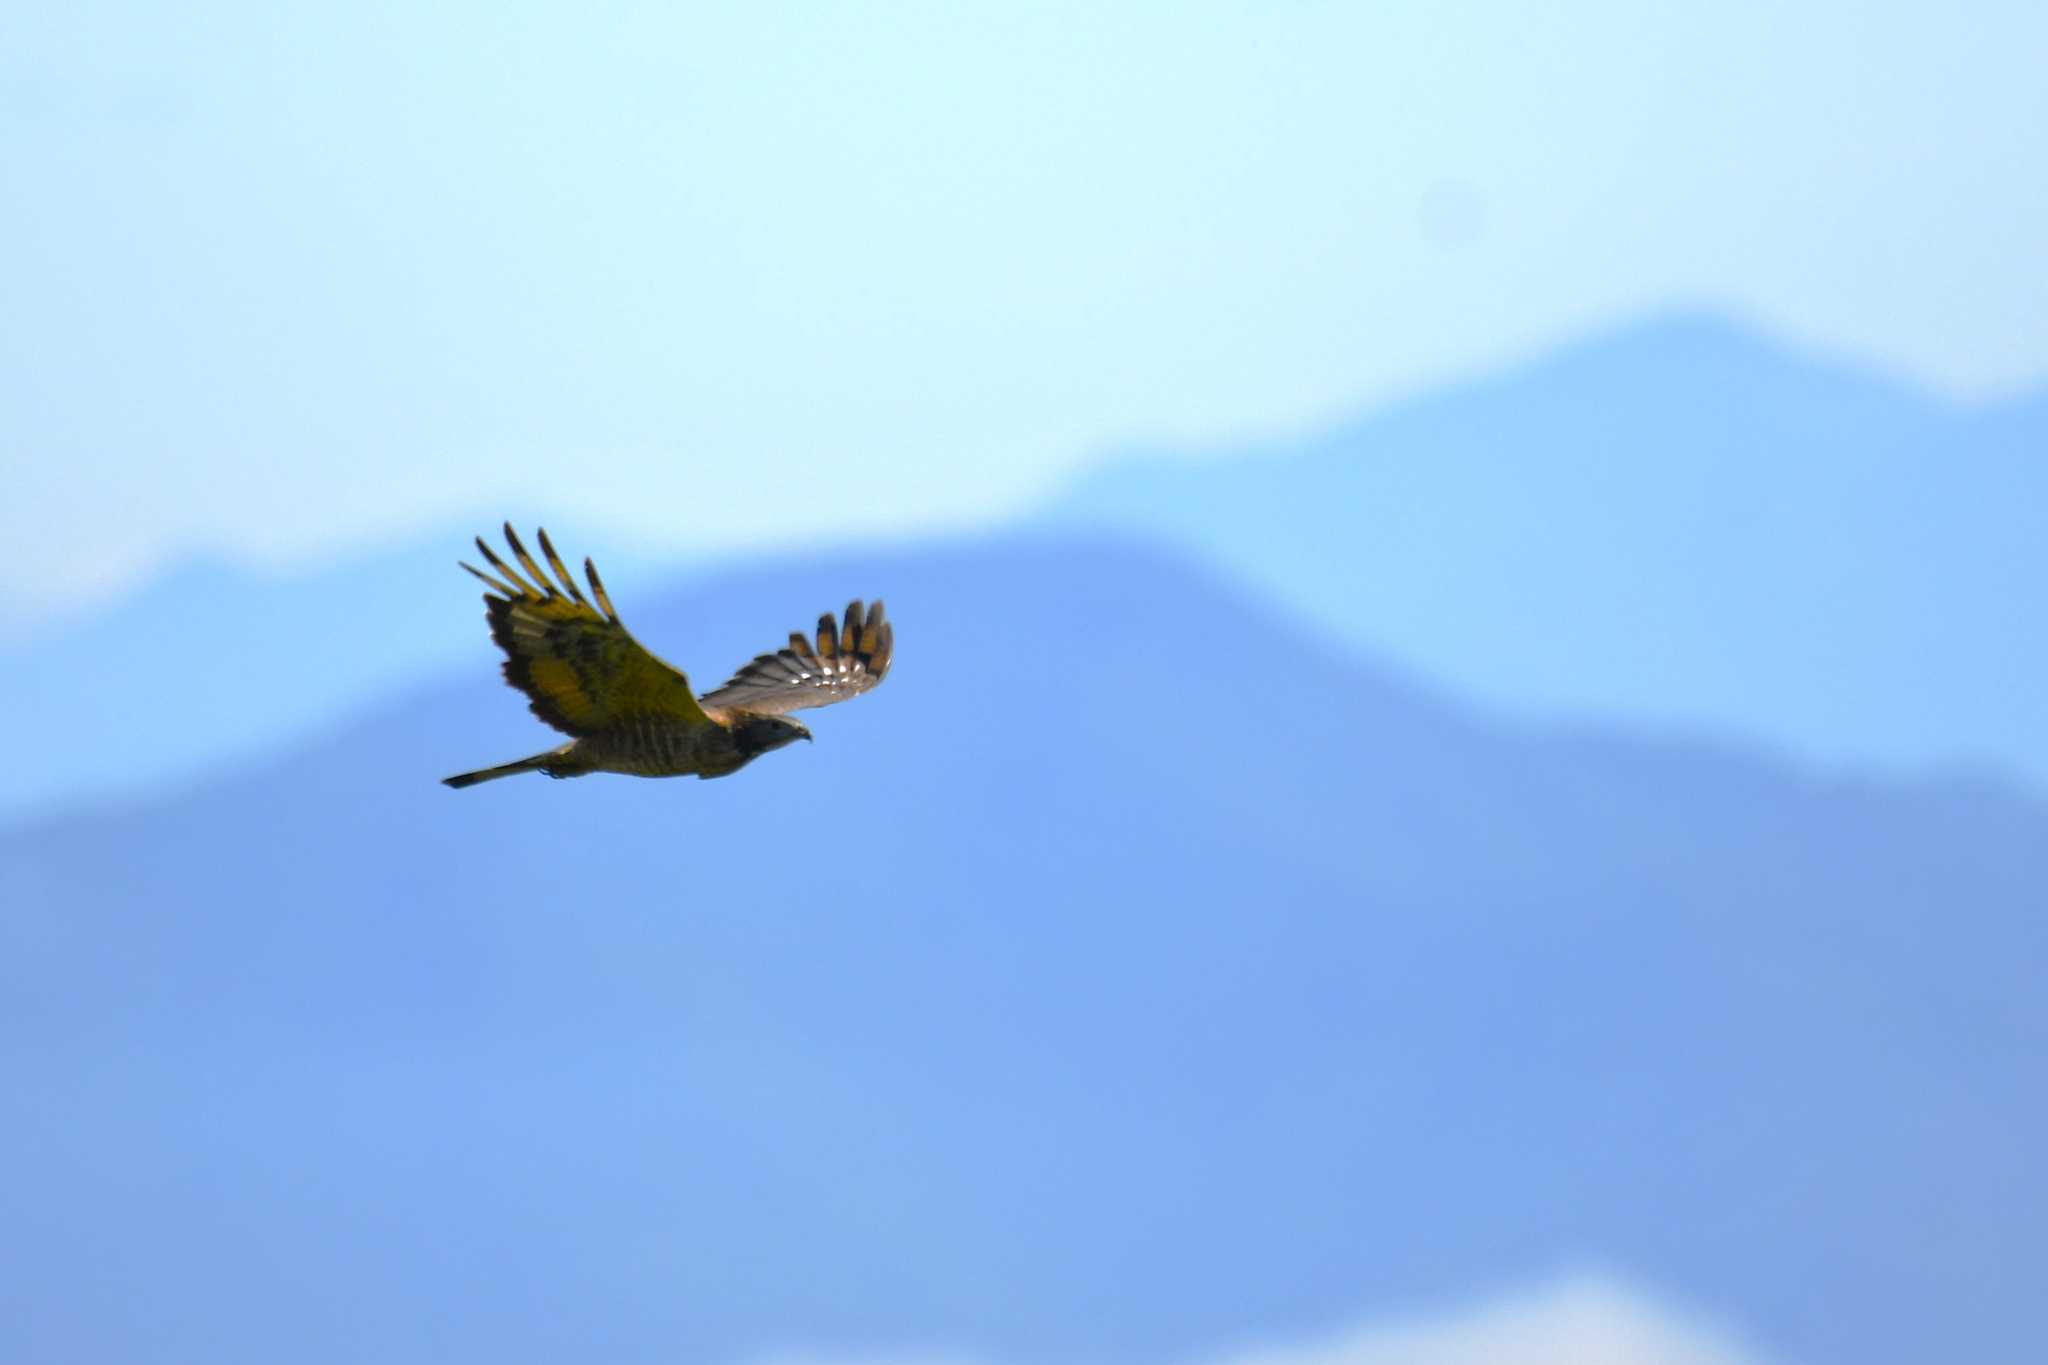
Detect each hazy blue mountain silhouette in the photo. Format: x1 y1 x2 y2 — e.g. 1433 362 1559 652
0 525 671 820
14 310 2040 822
1048 311 2048 787
5 538 2041 1365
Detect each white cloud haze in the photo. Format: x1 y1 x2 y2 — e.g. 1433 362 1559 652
744 1275 1776 1365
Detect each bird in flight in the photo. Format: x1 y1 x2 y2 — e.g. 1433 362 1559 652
444 524 892 788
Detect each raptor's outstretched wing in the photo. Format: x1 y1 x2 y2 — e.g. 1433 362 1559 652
698 600 893 716
461 524 711 736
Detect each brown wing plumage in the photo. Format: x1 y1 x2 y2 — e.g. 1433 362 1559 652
698 600 893 716
461 524 711 736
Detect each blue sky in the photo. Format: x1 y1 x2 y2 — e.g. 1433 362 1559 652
6 2 2045 616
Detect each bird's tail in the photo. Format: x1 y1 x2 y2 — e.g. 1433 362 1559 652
442 750 571 789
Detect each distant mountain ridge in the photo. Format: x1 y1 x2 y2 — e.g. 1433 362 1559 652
1046 310 2048 786
0 523 673 821
5 538 2043 1365
9 311 2043 822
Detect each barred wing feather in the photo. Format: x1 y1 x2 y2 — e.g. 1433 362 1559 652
699 600 893 715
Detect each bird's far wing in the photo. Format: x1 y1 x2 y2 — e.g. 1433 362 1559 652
698 600 893 716
461 524 711 736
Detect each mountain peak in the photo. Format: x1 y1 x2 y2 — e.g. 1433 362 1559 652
1048 310 2048 787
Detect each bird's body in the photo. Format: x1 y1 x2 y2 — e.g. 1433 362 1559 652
550 715 756 780
445 714 767 786
444 525 891 788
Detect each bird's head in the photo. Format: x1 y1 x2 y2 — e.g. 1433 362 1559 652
732 712 812 758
